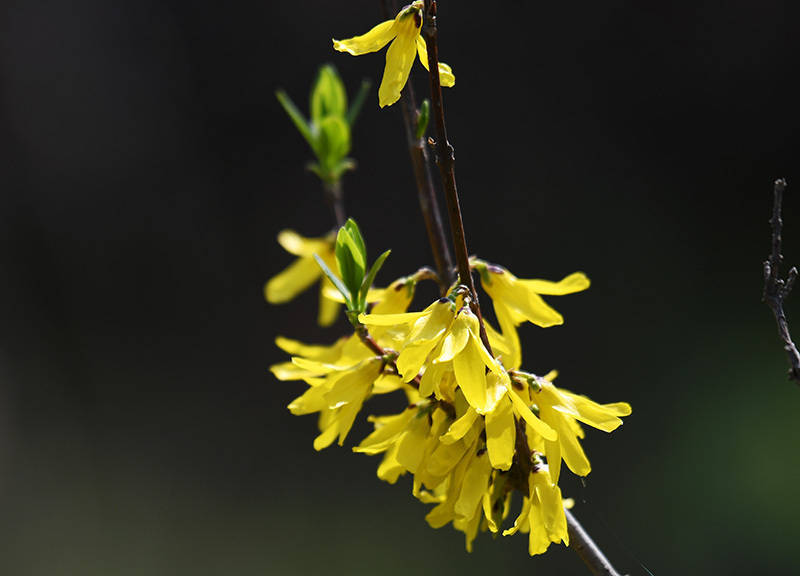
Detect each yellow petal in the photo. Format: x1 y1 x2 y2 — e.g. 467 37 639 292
377 443 406 484
396 339 438 382
276 229 332 257
333 19 396 55
313 422 338 451
371 278 415 314
454 451 491 519
494 303 522 370
485 395 515 471
290 356 347 375
435 313 470 363
274 335 344 359
482 492 498 533
527 504 552 555
426 436 470 477
541 406 563 484
552 414 591 477
264 256 320 304
520 272 590 295
418 360 443 397
396 411 430 473
358 310 427 326
453 338 488 413
502 496 531 536
372 373 405 395
270 361 317 381
378 17 418 107
507 386 558 441
324 359 380 409
482 268 564 328
415 36 456 87
532 472 568 545
440 406 479 445
354 409 414 455
335 396 368 446
406 299 454 342
287 383 331 415
317 281 340 327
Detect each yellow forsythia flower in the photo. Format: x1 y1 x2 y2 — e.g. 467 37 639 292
502 463 569 556
264 230 340 326
521 371 632 484
473 259 590 370
333 0 455 108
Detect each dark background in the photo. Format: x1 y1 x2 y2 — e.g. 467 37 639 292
1 1 798 574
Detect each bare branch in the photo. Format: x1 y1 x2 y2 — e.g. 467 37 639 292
762 178 800 382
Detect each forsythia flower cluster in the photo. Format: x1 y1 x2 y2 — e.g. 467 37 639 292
268 230 631 555
268 1 631 559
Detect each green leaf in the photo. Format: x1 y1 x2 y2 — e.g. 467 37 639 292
358 249 391 311
314 253 351 307
276 90 314 147
335 227 365 298
311 65 347 126
346 79 371 126
343 219 366 265
415 99 430 140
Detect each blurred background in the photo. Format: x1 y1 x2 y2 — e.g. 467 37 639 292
1 1 798 574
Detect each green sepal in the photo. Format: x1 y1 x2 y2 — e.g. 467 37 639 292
314 253 351 308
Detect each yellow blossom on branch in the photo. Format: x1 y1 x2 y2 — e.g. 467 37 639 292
264 230 340 326
473 259 591 370
333 0 455 108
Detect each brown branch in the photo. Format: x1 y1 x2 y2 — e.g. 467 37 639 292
323 180 346 228
380 0 454 294
421 0 492 354
566 510 624 576
763 178 800 382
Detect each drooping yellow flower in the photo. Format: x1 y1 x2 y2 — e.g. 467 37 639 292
473 259 590 369
502 463 569 556
264 230 340 326
283 355 387 450
516 370 632 484
333 0 455 108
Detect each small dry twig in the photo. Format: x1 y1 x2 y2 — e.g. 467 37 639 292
762 178 800 382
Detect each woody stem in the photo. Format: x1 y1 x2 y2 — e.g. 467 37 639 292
421 0 492 354
421 2 624 575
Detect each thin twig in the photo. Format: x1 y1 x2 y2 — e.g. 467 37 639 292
762 178 800 382
566 510 624 576
380 0 454 294
421 0 492 354
323 180 346 228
